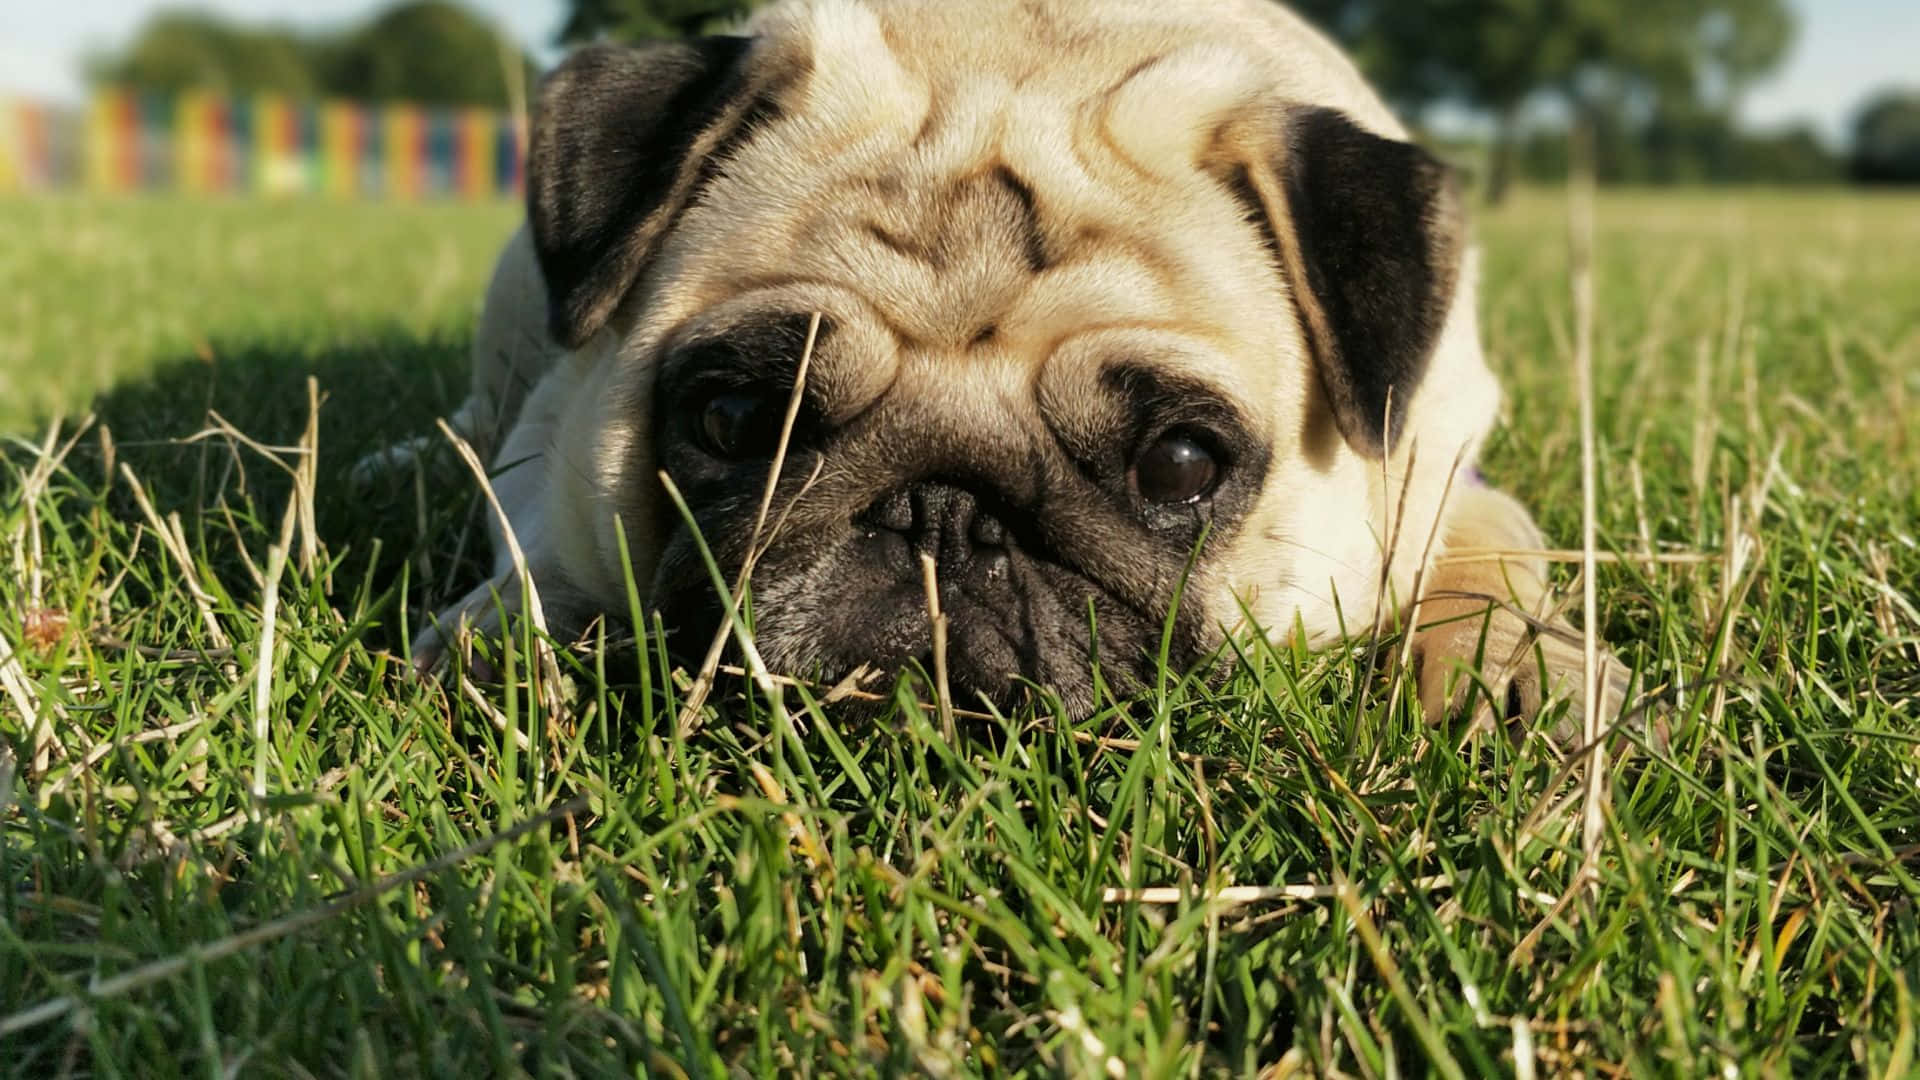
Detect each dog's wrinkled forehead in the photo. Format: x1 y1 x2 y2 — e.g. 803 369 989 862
743 0 1268 151
651 0 1288 401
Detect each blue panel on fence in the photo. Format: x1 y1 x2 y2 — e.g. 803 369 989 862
426 108 455 197
230 97 253 193
495 119 520 197
361 106 384 197
140 93 170 190
296 103 318 192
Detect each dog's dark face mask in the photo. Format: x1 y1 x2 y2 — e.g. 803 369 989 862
522 35 1463 716
641 311 1274 715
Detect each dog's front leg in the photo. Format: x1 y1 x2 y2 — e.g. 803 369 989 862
410 368 590 679
1408 479 1632 744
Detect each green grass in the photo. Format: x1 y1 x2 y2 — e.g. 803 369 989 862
2 188 1918 1076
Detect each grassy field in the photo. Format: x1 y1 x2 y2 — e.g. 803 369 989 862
1 188 1917 1076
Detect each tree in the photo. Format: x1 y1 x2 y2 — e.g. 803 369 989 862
319 1 532 107
1513 109 1837 186
89 3 534 107
87 12 321 97
1290 0 1796 201
557 0 762 42
1851 90 1920 185
1732 126 1839 185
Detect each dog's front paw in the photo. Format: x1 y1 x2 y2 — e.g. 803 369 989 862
408 577 512 682
1409 600 1635 748
350 435 439 494
406 570 596 689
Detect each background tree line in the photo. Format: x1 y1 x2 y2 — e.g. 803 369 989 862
94 0 1920 189
90 1 535 109
550 0 1920 193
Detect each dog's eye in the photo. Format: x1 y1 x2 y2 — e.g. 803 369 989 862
1134 433 1220 505
697 390 784 460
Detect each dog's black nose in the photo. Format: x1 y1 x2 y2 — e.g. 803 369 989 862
859 481 1011 579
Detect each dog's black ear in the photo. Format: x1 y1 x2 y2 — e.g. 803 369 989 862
528 38 756 348
1229 108 1464 458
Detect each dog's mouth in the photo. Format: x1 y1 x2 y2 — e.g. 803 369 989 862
652 552 1185 721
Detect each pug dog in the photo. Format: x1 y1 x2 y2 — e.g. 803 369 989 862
388 0 1629 734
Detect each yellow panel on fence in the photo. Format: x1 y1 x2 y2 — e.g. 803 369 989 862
0 102 20 193
86 90 132 193
177 91 209 194
319 102 359 198
384 104 423 200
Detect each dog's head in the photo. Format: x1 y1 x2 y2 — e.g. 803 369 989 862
526 0 1497 713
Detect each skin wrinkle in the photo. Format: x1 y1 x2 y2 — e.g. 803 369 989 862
1061 99 1125 219
864 221 939 267
908 97 945 150
1090 53 1175 183
729 219 1189 361
990 166 1052 272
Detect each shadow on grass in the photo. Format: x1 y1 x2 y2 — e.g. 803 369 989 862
24 325 490 656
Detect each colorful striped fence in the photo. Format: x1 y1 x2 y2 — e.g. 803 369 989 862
0 89 522 200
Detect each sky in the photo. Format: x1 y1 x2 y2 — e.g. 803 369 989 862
2 0 1915 147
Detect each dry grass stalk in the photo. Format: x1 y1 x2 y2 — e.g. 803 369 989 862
1435 547 1716 567
253 499 297 801
919 553 955 742
1568 121 1608 881
298 377 322 582
244 385 323 800
0 633 51 773
1387 444 1468 718
435 418 568 731
40 717 207 799
1359 405 1415 717
458 674 534 753
5 416 93 772
658 473 783 705
16 417 88 608
176 396 321 584
1704 439 1783 731
675 313 822 730
117 464 231 652
1102 874 1453 907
